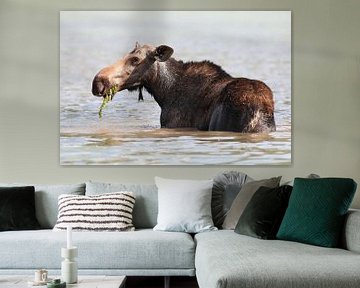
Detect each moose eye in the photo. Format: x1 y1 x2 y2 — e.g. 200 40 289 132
129 57 140 66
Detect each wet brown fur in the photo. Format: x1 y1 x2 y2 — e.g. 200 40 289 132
92 44 276 133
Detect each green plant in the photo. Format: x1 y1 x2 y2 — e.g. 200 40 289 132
98 86 118 119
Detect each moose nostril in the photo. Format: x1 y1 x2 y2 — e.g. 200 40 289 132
92 80 105 96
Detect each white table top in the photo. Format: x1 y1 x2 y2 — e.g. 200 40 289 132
0 275 126 288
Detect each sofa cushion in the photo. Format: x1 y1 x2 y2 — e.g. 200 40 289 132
86 182 157 229
195 230 360 288
0 229 195 272
0 183 86 229
222 176 281 229
342 209 360 253
53 192 136 232
277 178 357 247
0 186 40 231
153 177 216 233
212 171 252 228
234 185 292 239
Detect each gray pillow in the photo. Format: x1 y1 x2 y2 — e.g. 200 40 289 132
86 181 158 229
153 177 217 233
212 171 253 228
222 176 281 230
0 183 85 228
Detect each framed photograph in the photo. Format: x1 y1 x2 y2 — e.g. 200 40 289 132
60 11 291 165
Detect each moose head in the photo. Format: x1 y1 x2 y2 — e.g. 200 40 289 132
92 43 174 98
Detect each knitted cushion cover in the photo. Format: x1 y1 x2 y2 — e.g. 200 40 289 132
277 178 357 247
53 192 135 231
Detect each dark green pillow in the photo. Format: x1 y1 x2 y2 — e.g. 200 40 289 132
235 185 292 239
0 186 41 231
277 178 357 247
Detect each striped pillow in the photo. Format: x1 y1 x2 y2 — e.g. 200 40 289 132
53 192 135 231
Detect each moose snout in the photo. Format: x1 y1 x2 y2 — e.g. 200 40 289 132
92 78 106 96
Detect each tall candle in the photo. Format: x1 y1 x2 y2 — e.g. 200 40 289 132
67 225 72 249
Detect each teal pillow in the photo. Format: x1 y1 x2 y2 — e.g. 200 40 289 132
277 178 357 247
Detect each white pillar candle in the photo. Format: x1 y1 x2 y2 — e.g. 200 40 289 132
67 225 72 249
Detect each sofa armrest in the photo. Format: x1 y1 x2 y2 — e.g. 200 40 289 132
342 209 360 253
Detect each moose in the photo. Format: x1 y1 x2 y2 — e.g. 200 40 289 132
92 43 276 133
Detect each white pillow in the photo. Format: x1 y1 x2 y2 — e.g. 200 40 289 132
53 192 135 232
153 177 217 233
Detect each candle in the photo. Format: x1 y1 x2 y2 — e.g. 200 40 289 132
67 225 72 249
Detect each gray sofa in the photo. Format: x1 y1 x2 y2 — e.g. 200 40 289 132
0 181 360 288
195 214 360 288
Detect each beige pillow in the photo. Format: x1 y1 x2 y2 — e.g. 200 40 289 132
222 176 281 230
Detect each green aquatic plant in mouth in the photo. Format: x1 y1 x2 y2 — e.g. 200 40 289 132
98 86 118 119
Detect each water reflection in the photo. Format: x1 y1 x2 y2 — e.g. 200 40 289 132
60 127 291 165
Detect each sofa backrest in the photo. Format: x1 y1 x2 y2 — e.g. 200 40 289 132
86 181 158 229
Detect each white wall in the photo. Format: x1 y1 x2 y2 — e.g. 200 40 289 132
0 0 359 208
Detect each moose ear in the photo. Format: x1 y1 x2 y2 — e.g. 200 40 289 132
154 45 174 62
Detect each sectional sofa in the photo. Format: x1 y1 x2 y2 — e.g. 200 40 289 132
0 180 359 288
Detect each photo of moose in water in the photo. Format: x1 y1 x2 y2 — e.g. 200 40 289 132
92 43 276 133
60 11 291 165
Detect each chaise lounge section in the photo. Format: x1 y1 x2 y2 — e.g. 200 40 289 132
195 215 360 288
